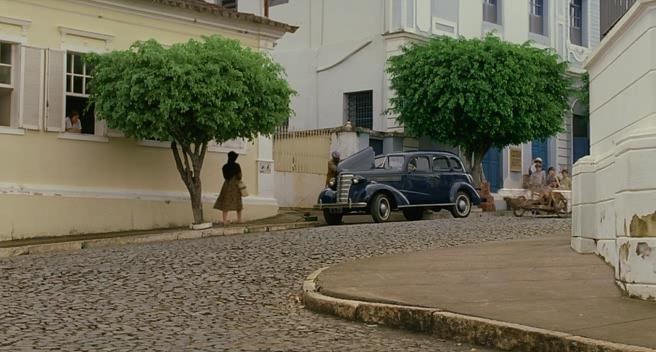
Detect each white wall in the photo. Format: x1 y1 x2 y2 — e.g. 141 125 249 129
573 0 656 301
270 0 601 195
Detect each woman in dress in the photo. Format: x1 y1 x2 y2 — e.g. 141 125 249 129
214 151 243 224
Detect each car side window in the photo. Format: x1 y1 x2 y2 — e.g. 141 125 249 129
432 156 450 172
375 156 386 168
449 157 464 171
409 156 430 172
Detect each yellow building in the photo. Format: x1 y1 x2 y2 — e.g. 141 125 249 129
0 0 295 241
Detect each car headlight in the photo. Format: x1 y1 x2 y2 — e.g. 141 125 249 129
329 178 336 187
352 178 359 184
352 176 366 184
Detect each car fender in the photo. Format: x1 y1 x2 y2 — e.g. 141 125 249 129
363 183 410 208
449 182 482 205
318 188 338 204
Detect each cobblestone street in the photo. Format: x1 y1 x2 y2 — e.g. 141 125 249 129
0 216 569 351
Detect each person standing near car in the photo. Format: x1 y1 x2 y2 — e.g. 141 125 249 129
325 151 340 186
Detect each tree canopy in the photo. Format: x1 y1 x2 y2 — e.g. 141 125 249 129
85 35 294 224
387 34 571 185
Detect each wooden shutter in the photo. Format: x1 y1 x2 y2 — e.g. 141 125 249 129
19 46 44 130
46 49 65 132
9 44 21 127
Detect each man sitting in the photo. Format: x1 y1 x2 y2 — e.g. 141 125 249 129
558 169 572 190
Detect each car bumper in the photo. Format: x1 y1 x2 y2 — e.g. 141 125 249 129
314 202 368 210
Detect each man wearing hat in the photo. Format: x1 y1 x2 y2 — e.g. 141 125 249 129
529 157 543 176
326 151 341 186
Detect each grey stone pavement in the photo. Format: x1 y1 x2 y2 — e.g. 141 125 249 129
0 215 568 351
318 234 656 349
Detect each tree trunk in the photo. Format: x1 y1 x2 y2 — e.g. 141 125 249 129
462 147 489 189
171 141 208 225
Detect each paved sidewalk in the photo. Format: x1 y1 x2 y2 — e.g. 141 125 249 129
314 234 656 350
0 208 319 257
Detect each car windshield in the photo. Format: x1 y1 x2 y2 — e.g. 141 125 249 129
387 156 405 170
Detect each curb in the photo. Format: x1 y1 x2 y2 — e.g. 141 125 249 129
302 268 655 352
0 222 317 258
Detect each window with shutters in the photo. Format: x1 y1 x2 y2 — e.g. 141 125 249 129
65 52 95 135
0 42 13 127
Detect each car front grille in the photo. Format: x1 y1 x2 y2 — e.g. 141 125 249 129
336 174 354 203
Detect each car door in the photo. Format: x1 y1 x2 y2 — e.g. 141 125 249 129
403 155 434 204
430 155 453 203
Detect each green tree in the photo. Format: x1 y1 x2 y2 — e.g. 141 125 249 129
387 34 570 186
85 36 294 224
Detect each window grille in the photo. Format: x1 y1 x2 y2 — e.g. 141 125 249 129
345 90 373 130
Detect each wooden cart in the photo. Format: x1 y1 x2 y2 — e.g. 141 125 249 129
509 189 570 218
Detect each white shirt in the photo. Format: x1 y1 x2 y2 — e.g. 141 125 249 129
65 117 82 131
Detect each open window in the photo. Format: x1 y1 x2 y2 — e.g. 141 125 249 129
65 52 95 134
449 157 464 171
408 156 430 173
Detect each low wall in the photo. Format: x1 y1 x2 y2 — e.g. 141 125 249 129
275 172 325 208
0 192 277 242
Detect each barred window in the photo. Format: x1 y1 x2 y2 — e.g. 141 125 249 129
345 90 373 130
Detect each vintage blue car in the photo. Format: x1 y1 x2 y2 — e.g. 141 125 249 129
316 148 481 225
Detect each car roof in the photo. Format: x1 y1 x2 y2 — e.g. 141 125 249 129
384 150 460 158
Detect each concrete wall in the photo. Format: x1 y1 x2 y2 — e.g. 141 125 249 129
572 0 656 301
0 0 288 240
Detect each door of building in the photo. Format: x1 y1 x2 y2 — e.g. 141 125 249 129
573 115 590 163
532 139 550 168
482 148 502 192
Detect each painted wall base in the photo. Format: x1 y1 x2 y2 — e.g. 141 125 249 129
0 193 278 242
571 237 596 254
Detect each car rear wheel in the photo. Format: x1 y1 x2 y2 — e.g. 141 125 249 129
323 209 343 225
403 208 424 221
371 193 392 223
450 191 472 218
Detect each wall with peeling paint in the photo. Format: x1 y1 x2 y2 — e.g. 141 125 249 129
572 0 656 301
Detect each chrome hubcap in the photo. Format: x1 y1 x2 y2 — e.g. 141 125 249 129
379 200 390 218
457 197 469 214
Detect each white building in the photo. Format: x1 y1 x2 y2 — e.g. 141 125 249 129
572 0 656 300
264 0 600 196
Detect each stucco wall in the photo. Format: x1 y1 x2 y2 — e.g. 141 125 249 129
572 0 656 301
0 0 284 240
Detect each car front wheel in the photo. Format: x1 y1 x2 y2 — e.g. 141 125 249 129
371 193 392 223
323 209 343 225
450 191 472 218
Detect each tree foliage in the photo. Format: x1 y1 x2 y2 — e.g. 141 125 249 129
387 34 571 185
85 36 294 223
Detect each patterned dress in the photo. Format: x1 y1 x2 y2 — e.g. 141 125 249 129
214 162 243 211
